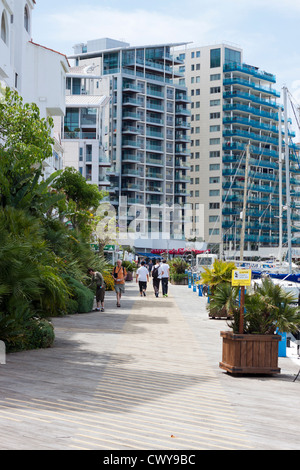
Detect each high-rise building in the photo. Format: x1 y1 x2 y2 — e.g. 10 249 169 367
66 38 194 252
178 43 300 259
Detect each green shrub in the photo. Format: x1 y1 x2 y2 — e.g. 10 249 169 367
171 273 188 283
65 276 94 313
6 317 55 352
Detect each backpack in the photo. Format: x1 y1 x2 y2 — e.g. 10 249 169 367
152 266 159 279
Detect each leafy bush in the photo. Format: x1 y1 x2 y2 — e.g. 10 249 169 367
64 276 94 314
103 271 115 291
121 260 136 272
5 316 55 352
169 258 189 275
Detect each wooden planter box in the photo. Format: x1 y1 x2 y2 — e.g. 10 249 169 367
209 306 231 319
220 331 281 375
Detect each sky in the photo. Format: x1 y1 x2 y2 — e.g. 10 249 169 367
32 0 300 121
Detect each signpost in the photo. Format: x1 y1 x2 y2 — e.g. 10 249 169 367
232 269 252 334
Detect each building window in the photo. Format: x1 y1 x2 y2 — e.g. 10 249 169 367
225 48 241 65
210 151 220 158
210 164 220 171
209 228 220 235
209 177 220 184
209 190 220 196
210 87 221 94
210 138 220 145
210 48 221 68
210 125 220 132
1 11 7 44
209 203 220 209
210 73 221 81
210 112 221 119
24 5 30 33
210 99 220 106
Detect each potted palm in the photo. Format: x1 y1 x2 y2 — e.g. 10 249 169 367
200 259 236 318
211 277 300 375
169 258 189 285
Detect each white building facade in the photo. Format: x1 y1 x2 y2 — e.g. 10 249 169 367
0 0 69 178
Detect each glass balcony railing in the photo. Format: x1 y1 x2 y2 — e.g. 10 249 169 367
223 129 279 146
223 91 278 109
223 77 280 97
223 103 278 121
224 62 276 83
223 116 278 134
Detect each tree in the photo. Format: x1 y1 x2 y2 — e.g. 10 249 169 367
53 167 106 235
0 88 54 207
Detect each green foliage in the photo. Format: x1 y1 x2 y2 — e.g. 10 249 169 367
121 260 136 272
0 89 54 208
64 276 94 314
0 88 109 351
210 278 300 335
209 283 241 331
169 258 189 276
102 271 115 291
7 317 55 353
200 259 236 291
245 278 300 335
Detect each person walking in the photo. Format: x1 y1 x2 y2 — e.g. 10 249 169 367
136 261 149 297
151 258 162 298
112 259 127 307
161 258 170 297
87 268 105 312
148 260 153 277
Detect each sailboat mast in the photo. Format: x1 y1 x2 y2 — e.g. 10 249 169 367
240 144 250 262
283 86 292 273
278 107 283 262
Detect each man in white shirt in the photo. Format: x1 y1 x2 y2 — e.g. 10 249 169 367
151 259 162 297
136 261 149 296
161 259 170 297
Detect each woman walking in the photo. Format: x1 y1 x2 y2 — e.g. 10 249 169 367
112 259 127 307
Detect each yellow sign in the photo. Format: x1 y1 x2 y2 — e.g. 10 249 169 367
232 269 252 286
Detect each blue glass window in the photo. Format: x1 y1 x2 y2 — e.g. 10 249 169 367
210 48 221 68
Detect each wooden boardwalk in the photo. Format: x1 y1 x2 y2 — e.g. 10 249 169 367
0 282 300 450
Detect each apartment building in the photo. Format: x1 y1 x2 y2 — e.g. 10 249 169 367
67 38 193 251
179 43 300 259
0 0 69 178
62 64 110 187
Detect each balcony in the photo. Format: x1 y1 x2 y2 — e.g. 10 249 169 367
64 131 97 140
223 116 278 134
223 91 278 110
223 77 280 98
224 63 276 83
223 103 278 121
223 129 279 146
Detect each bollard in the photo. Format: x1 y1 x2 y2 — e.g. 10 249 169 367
0 341 6 365
188 272 192 288
198 284 203 297
277 330 287 357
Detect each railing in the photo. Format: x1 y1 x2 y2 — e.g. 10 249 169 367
223 77 280 97
224 62 276 83
223 91 278 109
223 103 278 121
